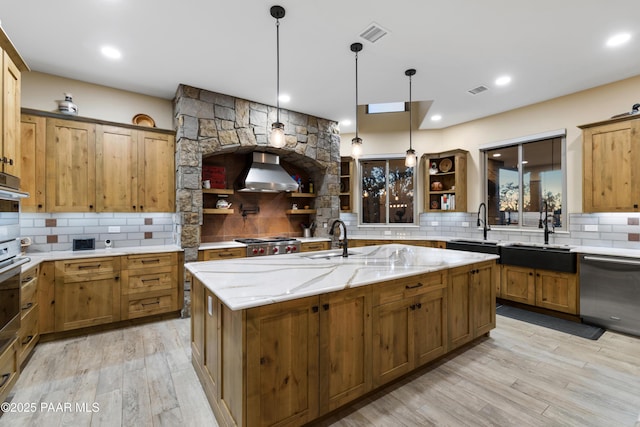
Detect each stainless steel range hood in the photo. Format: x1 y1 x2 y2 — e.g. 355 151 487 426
235 152 299 193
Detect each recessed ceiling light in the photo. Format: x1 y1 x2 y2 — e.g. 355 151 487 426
606 32 631 47
341 119 352 127
495 75 511 86
278 94 290 103
101 45 121 59
430 114 442 121
492 153 502 158
521 160 529 164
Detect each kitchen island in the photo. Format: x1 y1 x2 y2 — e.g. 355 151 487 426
186 244 498 427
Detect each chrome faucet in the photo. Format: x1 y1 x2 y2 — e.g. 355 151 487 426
477 202 490 240
329 219 349 257
542 200 555 244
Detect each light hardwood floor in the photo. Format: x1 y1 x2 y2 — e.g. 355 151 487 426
2 315 639 427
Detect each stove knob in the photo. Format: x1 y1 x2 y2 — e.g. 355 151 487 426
259 247 265 254
272 247 279 254
286 246 292 253
291 246 298 252
252 248 259 255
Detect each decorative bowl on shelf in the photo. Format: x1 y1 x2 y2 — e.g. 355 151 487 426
431 181 443 191
439 158 452 172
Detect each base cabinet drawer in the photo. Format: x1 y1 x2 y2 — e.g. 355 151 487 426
18 307 39 366
124 267 175 294
124 253 176 270
199 247 246 260
300 241 330 252
123 291 177 320
0 339 18 403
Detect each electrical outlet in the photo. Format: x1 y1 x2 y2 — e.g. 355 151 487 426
108 226 120 233
383 230 392 236
462 222 470 227
584 224 598 232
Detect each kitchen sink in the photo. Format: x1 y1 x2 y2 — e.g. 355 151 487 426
301 250 361 260
500 244 576 273
446 239 501 256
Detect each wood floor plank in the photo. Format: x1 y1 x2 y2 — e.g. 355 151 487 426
2 315 639 427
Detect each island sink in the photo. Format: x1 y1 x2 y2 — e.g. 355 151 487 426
501 243 576 273
301 249 361 260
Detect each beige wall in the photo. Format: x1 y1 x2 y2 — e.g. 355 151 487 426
21 71 174 129
342 74 640 214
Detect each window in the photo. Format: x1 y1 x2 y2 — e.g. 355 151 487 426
366 102 407 114
482 132 565 229
360 157 415 224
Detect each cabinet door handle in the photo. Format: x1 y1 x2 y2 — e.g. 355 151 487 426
410 304 416 310
416 303 422 309
405 283 423 290
89 205 94 210
140 206 143 210
21 302 33 311
22 335 34 346
312 306 319 313
0 373 10 388
323 303 329 311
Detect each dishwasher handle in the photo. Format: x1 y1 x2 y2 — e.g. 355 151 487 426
582 255 640 267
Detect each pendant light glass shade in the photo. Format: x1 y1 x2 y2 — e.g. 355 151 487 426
270 6 286 148
350 43 363 159
405 68 417 167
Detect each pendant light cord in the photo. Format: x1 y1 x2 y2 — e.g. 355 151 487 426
408 73 412 151
276 18 281 124
354 49 359 140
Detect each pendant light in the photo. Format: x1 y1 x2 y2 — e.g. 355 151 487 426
405 68 417 167
269 5 286 148
350 42 363 159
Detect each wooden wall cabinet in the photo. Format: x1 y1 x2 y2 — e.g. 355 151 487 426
421 149 468 212
580 116 640 212
46 119 97 212
22 111 175 213
19 114 46 212
500 264 578 314
0 27 28 179
18 264 39 366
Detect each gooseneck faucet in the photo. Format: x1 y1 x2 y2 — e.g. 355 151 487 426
543 200 554 244
477 202 490 240
329 219 349 257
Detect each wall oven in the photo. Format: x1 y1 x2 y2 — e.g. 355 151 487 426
0 176 29 354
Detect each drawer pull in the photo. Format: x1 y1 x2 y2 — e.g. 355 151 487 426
141 278 160 283
22 335 34 346
0 373 10 388
405 283 424 290
219 253 235 257
21 276 34 284
78 264 101 269
141 300 160 307
21 302 33 311
141 259 161 264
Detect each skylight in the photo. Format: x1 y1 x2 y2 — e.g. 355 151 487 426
366 102 406 114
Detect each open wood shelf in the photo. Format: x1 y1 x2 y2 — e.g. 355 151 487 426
285 209 316 215
203 208 235 215
287 192 316 198
203 188 234 195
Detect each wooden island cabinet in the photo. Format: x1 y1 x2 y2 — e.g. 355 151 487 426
189 245 497 427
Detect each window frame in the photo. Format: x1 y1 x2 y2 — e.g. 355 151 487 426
479 129 567 230
357 154 417 226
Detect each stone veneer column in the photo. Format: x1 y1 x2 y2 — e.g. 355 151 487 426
174 84 341 312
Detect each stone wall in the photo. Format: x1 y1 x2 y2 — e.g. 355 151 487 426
173 83 341 261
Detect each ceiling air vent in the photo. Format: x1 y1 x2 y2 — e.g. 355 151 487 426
468 85 489 95
359 23 389 43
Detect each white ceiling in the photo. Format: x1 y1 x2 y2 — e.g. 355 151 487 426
2 1 640 132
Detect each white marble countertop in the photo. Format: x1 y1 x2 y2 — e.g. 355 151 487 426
21 244 183 272
185 244 499 311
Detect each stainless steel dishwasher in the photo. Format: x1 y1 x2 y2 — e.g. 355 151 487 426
580 254 640 336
